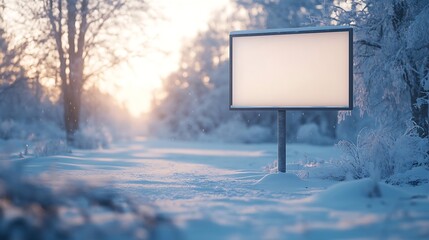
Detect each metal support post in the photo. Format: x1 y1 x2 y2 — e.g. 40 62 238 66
278 110 286 172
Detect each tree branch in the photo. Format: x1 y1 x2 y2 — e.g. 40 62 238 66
355 39 382 49
46 0 67 90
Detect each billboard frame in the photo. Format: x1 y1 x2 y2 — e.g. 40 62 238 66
229 26 353 111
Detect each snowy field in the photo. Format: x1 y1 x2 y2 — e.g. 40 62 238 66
14 138 429 240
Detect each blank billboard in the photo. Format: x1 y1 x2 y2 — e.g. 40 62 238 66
230 26 353 110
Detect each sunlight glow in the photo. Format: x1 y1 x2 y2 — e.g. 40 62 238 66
100 0 231 117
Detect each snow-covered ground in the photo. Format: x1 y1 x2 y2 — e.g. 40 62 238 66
14 138 429 239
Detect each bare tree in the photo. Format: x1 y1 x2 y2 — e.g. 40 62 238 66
0 2 24 88
7 0 150 144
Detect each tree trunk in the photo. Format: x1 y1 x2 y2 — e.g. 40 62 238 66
64 86 81 144
43 0 126 145
411 86 429 138
63 0 86 145
392 1 429 139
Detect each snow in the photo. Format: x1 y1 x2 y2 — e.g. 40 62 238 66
387 166 429 186
253 173 309 192
11 138 429 239
311 178 410 209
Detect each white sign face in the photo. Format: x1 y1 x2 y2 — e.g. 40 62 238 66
230 27 352 110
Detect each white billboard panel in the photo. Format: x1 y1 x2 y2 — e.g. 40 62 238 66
230 27 353 110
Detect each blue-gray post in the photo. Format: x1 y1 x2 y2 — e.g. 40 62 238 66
278 110 286 172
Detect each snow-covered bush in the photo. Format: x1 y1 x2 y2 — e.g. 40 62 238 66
337 129 394 180
296 123 335 145
0 71 135 150
202 120 273 143
386 166 429 186
72 124 112 149
75 87 136 149
33 139 70 157
0 119 65 142
263 159 278 174
390 128 429 173
337 126 429 181
0 78 63 141
0 164 175 239
0 120 15 139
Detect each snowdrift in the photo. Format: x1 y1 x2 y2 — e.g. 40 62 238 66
311 178 410 209
253 172 309 191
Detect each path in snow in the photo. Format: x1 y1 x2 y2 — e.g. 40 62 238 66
20 138 429 240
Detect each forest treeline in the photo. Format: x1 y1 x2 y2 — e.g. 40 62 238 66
1 0 428 175
0 0 146 149
148 0 429 180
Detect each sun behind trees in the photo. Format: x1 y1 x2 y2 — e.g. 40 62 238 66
7 0 150 144
150 0 339 144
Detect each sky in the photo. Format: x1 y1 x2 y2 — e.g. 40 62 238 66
100 0 231 117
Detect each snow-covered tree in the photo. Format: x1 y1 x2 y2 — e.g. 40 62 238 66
334 0 429 180
336 0 429 138
150 7 255 141
0 8 62 141
237 0 327 28
151 0 339 143
0 8 22 88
